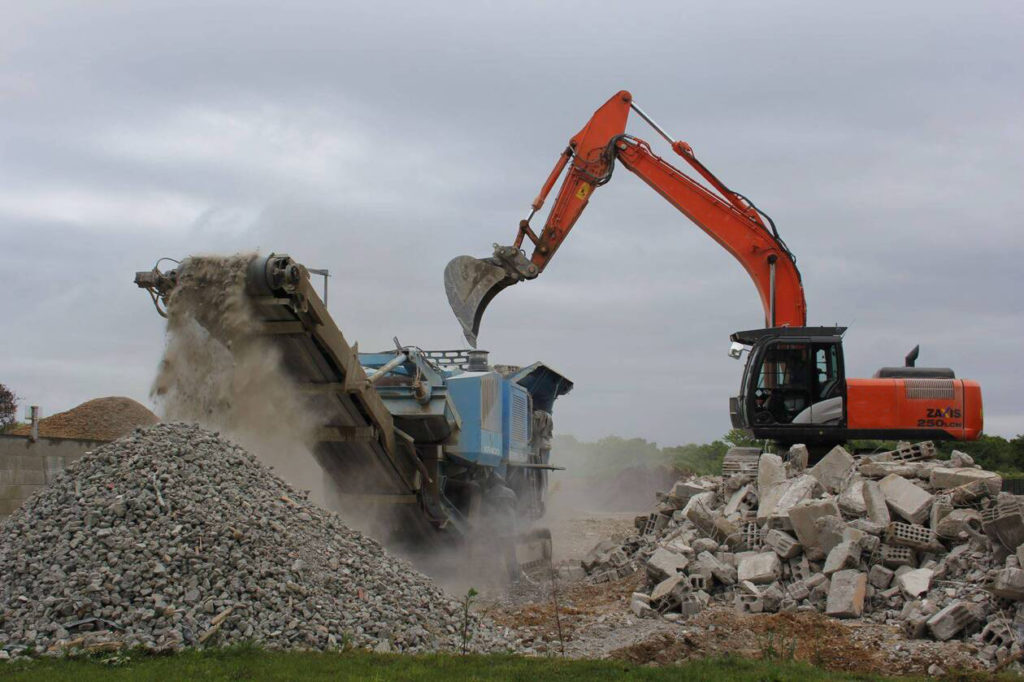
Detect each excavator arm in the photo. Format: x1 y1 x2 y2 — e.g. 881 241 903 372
444 90 807 346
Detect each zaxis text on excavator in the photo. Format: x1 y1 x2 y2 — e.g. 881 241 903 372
444 90 982 450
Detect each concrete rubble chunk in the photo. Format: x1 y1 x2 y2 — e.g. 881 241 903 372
861 479 891 526
926 601 974 641
669 480 715 506
646 547 689 582
737 552 781 584
868 564 894 589
935 508 983 541
788 498 840 560
896 567 933 597
809 445 855 493
696 551 737 585
650 574 687 603
859 461 921 479
756 453 787 521
823 541 861 576
949 450 975 467
772 474 824 520
825 569 867 618
786 444 809 472
878 474 934 524
838 478 867 516
991 567 1024 600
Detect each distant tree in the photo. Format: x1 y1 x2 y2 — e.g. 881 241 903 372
0 383 18 432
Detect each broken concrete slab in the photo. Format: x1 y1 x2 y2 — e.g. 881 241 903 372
878 474 934 524
930 467 1001 494
646 547 689 582
809 445 855 493
737 552 781 584
896 567 933 598
825 569 866 618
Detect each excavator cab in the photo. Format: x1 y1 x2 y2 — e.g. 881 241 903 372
730 327 849 445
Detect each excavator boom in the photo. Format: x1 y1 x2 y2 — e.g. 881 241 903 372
444 90 806 346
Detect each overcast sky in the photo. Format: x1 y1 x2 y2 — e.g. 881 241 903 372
2 1 1022 446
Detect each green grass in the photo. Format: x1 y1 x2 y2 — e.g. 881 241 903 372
0 646 905 681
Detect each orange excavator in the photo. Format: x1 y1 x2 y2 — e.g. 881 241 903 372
444 90 983 448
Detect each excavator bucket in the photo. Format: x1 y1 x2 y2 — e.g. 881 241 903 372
443 255 517 348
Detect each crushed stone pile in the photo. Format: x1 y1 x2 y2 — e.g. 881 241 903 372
568 442 1024 669
0 423 508 657
10 397 159 441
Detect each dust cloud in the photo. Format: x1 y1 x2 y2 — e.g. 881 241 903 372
150 253 329 504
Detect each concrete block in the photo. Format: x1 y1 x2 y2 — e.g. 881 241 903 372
823 541 861 576
868 564 894 589
788 498 840 560
991 567 1024 600
896 567 933 597
885 522 940 551
646 548 689 582
737 552 781 584
926 601 974 641
930 495 953 530
764 529 802 559
930 467 1001 494
809 445 855 493
735 592 764 614
878 474 934 524
880 543 916 568
980 620 1014 649
825 569 867 618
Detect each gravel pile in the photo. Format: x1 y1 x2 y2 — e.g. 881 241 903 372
573 442 1024 669
0 423 508 656
10 397 159 442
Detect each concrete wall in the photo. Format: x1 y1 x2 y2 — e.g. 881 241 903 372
0 435 106 518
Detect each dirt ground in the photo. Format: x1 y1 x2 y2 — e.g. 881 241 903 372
480 515 989 676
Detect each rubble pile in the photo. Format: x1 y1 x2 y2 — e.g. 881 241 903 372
575 442 1024 667
0 423 507 657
